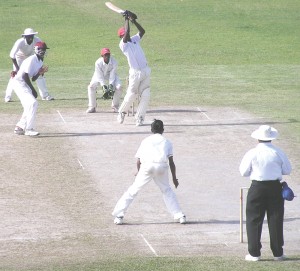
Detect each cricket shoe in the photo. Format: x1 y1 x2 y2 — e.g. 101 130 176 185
135 116 144 126
14 126 24 135
25 129 40 136
86 107 96 113
117 112 125 124
179 216 187 224
274 255 287 261
111 106 119 113
245 254 261 261
5 96 12 102
114 216 123 225
42 95 54 101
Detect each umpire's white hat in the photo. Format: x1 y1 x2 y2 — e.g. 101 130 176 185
22 28 38 36
251 125 278 141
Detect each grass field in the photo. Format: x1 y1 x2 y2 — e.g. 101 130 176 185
0 0 300 270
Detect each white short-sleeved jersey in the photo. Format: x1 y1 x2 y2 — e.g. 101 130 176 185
10 36 41 60
14 54 43 82
239 142 292 181
135 134 173 164
119 34 147 70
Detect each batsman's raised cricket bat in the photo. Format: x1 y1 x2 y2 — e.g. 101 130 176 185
105 2 125 15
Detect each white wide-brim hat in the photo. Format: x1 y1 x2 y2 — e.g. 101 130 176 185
251 125 279 141
22 28 38 36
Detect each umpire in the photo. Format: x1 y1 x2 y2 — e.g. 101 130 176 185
239 125 292 261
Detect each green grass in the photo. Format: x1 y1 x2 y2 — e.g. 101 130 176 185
0 0 300 270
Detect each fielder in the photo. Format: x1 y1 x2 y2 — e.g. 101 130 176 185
116 10 151 126
112 119 186 225
4 28 54 102
13 41 50 136
86 48 122 113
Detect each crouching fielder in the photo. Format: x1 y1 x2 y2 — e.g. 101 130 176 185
13 41 49 136
116 10 151 126
86 48 122 113
112 119 186 225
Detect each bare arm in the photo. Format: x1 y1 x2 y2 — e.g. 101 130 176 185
132 20 145 38
169 156 179 188
11 58 19 71
123 17 131 43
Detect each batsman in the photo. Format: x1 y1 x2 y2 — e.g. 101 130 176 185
116 9 151 126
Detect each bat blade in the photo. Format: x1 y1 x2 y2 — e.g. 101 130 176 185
105 2 125 14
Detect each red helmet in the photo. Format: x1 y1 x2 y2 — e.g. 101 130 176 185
118 27 125 37
101 48 110 56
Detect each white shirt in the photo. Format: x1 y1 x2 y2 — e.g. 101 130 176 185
119 34 147 70
135 134 173 164
15 54 43 83
93 56 118 86
239 142 292 181
10 36 41 60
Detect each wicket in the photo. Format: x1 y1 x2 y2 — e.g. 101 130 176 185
240 187 249 243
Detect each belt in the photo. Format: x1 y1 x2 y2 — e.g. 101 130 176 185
252 180 280 183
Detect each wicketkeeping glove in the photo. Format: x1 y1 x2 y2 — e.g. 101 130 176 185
102 85 110 99
107 84 115 99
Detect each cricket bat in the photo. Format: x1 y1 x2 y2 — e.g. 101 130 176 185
105 2 125 15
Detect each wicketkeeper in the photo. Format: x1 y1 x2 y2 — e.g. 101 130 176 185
86 48 122 113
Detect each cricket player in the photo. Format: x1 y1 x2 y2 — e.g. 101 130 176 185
4 28 54 102
112 119 186 225
116 10 151 126
13 41 50 136
86 48 122 113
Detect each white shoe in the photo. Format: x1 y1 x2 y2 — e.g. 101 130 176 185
112 106 118 113
117 112 125 124
245 254 261 261
86 107 96 113
114 216 123 225
42 95 54 101
179 216 187 224
274 255 287 261
25 129 39 136
5 96 11 102
136 116 144 126
14 126 24 135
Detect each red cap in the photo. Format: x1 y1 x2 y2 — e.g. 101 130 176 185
101 48 110 56
35 41 49 49
118 27 125 37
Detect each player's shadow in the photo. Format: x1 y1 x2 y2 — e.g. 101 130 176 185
37 131 183 138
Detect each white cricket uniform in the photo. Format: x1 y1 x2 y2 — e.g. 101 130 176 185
13 54 43 131
118 34 151 121
112 134 184 220
5 36 51 100
87 56 122 109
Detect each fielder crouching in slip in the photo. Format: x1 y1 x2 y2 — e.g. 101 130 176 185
239 125 292 262
13 41 50 136
116 10 151 126
112 119 186 225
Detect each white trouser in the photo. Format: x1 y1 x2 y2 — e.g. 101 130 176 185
118 66 151 120
112 162 184 219
14 80 38 130
5 58 50 99
87 78 122 108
